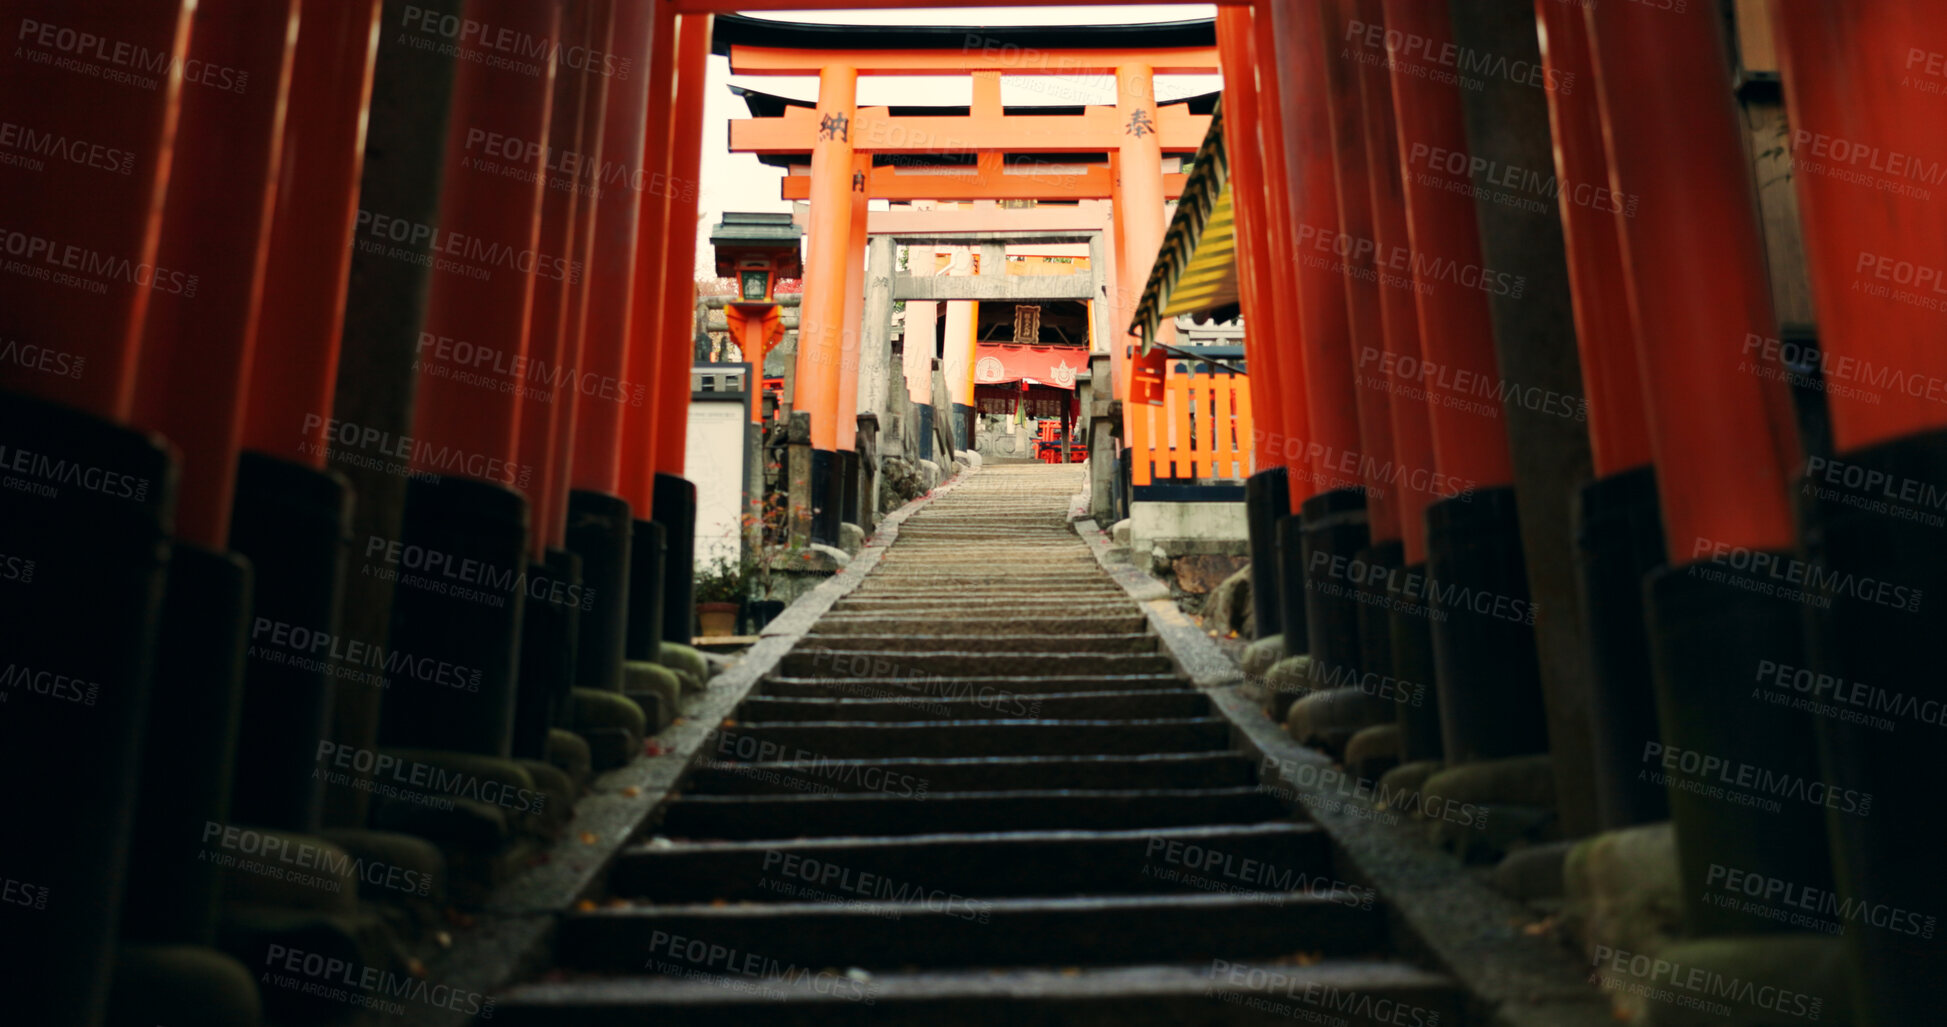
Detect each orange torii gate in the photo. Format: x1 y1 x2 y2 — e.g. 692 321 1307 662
715 13 1214 542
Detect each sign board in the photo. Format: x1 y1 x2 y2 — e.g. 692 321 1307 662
1131 344 1168 407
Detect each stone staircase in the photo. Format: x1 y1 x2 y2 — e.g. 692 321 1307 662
489 466 1469 1025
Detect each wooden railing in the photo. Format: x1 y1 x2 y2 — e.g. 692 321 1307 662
1128 364 1254 486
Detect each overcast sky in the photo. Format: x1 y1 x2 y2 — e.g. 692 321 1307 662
693 5 1221 275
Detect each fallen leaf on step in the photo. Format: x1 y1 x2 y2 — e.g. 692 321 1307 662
579 831 599 845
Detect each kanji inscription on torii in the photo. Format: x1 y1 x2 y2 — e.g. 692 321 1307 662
818 112 850 142
1125 109 1155 138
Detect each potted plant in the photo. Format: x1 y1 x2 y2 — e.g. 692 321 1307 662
692 556 745 637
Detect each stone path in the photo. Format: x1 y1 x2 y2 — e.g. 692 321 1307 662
491 465 1466 1024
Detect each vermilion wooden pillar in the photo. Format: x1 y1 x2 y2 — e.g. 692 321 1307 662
1377 0 1514 495
1351 0 1437 567
1269 0 1362 502
1106 151 1127 412
795 64 858 454
244 0 385 467
1250 1 1313 511
1352 0 1442 765
835 151 871 456
1246 0 1318 657
509 0 603 760
118 1 297 984
0 1 191 418
519 0 601 558
1772 5 1947 1021
223 0 386 839
1217 7 1292 642
548 0 616 550
1772 4 1947 453
133 0 297 549
1318 0 1399 546
795 62 857 544
1265 0 1377 717
1584 0 1828 942
564 0 652 699
1380 0 1544 767
383 0 563 760
1316 0 1410 734
1214 8 1284 459
1536 0 1666 830
0 5 190 1022
1582 3 1797 562
618 0 680 517
408 0 561 485
1534 0 1651 482
1116 61 1169 450
831 150 871 526
652 11 718 473
646 11 713 647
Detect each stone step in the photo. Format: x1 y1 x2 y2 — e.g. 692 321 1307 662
708 718 1232 759
759 674 1190 698
779 649 1175 677
876 557 1105 565
555 891 1385 975
827 599 1137 616
609 823 1329 900
680 752 1253 795
734 689 1209 723
841 592 1129 608
809 614 1149 635
489 959 1464 1027
794 634 1157 655
655 787 1290 839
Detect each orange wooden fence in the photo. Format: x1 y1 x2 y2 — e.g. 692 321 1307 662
1128 365 1255 486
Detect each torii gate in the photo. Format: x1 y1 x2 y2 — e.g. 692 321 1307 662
716 14 1216 541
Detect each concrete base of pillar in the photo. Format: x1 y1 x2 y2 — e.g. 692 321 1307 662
1244 467 1289 640
230 453 352 831
1425 487 1546 765
513 549 580 761
123 543 250 948
625 519 666 663
652 473 697 651
1574 466 1668 830
565 489 632 693
382 475 529 759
